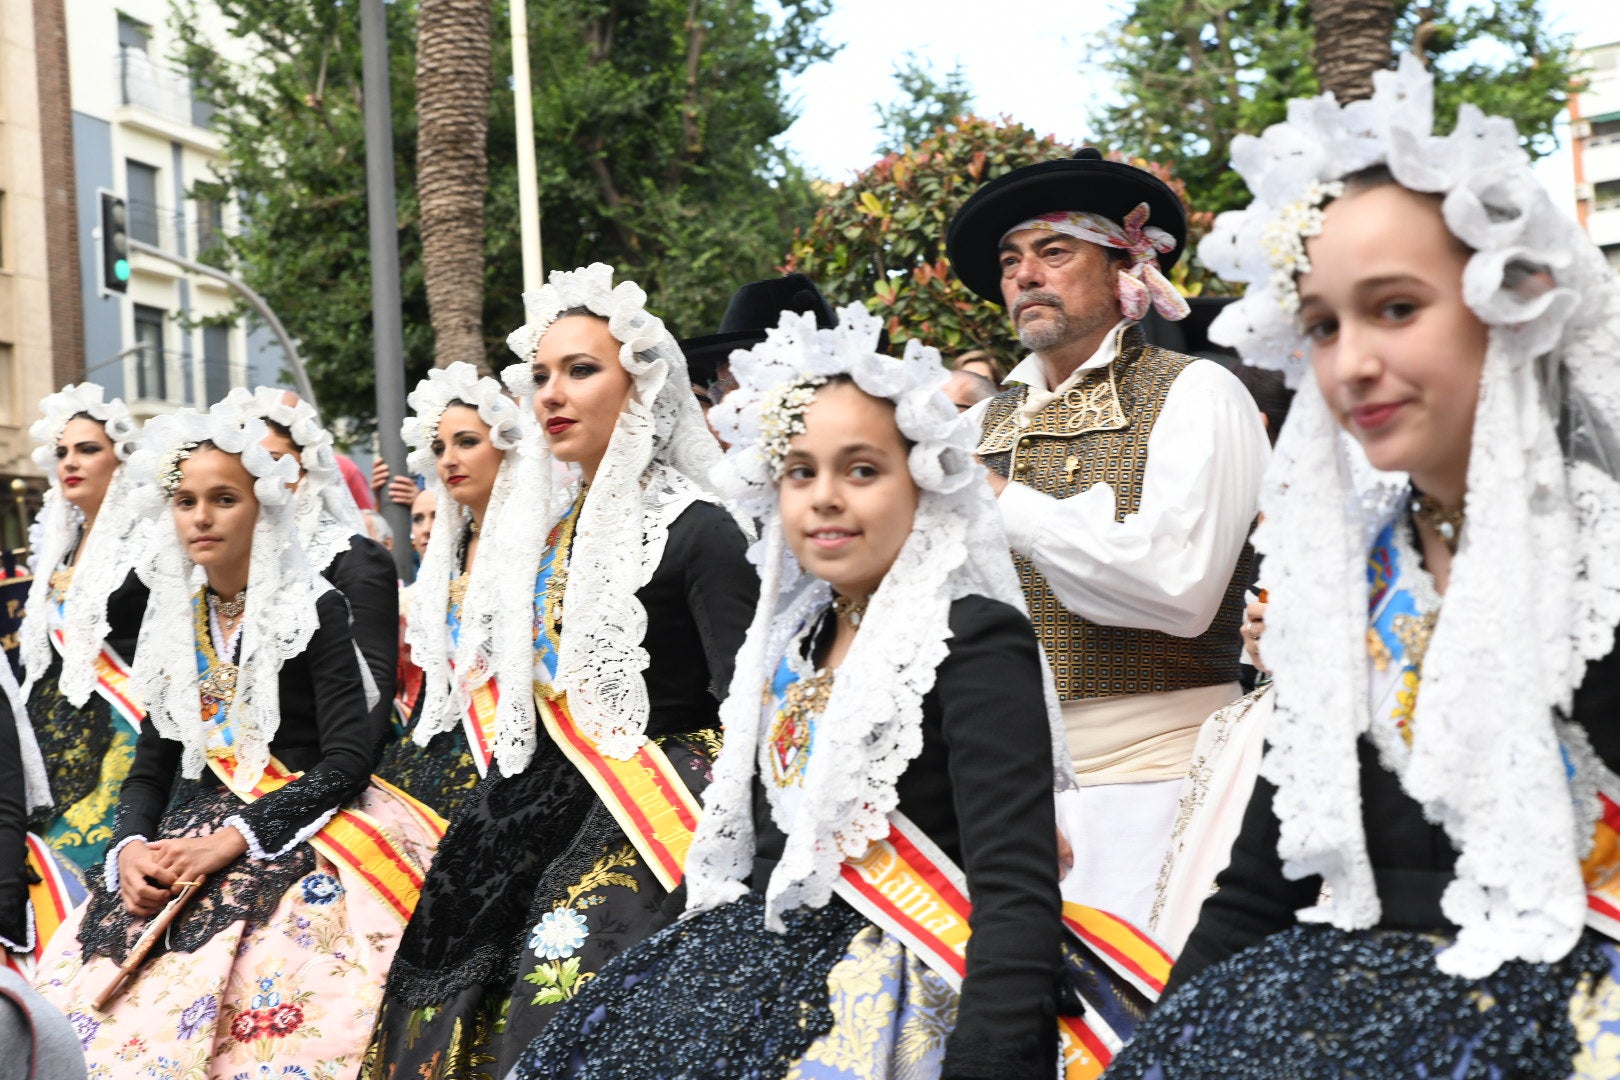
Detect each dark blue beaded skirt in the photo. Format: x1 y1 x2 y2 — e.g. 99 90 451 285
1104 924 1618 1079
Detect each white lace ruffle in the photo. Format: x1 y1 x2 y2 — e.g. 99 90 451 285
400 361 524 480
128 411 326 789
1221 55 1620 976
224 807 338 861
0 898 35 955
104 834 148 893
683 308 1078 930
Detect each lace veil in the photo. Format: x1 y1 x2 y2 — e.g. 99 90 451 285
214 387 366 573
17 383 144 710
399 362 527 749
1200 54 1620 977
682 304 1076 930
492 262 728 770
127 410 327 788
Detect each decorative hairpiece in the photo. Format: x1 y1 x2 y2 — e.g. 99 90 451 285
401 361 524 478
711 304 978 522
158 442 203 497
29 383 141 473
214 387 338 484
503 262 680 389
758 378 828 479
1260 180 1344 314
1199 53 1531 386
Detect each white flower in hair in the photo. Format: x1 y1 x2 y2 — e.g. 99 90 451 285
401 361 524 478
129 408 300 511
710 304 978 523
30 383 140 472
214 387 339 485
503 261 679 389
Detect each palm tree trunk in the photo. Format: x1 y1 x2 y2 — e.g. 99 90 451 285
416 0 491 369
1311 0 1396 103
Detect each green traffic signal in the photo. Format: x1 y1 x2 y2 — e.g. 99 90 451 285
114 258 131 282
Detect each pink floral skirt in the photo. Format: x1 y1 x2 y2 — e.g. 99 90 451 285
32 781 438 1080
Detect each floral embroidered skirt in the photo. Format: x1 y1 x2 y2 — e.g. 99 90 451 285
29 666 139 884
375 721 482 820
362 729 720 1080
1103 924 1620 1079
506 891 960 1080
31 779 439 1080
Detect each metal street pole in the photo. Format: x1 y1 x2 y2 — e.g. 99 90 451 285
511 0 544 288
128 240 319 412
360 0 414 580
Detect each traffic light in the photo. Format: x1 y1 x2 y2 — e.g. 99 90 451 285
99 191 131 294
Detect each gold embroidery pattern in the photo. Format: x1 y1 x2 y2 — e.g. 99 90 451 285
976 366 1128 455
534 492 586 701
49 567 75 605
768 670 833 788
979 327 1254 699
193 591 240 755
448 571 472 613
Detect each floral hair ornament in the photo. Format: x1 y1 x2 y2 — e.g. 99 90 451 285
29 382 141 471
1002 205 1191 322
1199 53 1620 979
400 361 524 479
758 378 829 479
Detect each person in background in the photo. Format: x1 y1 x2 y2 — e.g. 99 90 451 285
362 509 394 552
952 348 1007 385
946 149 1269 928
944 368 997 412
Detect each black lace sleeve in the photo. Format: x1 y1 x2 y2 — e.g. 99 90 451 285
228 591 373 858
116 718 182 845
676 502 758 699
0 699 31 950
934 596 1061 1080
323 537 400 755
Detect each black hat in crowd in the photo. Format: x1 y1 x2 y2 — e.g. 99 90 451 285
681 273 839 386
945 148 1189 307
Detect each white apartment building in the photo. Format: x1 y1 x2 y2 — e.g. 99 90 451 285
1572 37 1620 272
69 0 288 421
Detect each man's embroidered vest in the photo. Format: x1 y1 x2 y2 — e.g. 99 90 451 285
977 326 1253 701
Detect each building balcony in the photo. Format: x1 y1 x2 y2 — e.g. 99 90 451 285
118 48 214 131
1582 139 1620 186
1588 204 1620 249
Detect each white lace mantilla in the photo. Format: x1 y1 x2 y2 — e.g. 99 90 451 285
683 306 1077 930
128 410 328 788
1215 55 1620 976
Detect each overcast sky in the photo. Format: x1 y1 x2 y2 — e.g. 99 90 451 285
776 0 1620 213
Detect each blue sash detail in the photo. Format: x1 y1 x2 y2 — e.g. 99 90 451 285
1366 521 1431 748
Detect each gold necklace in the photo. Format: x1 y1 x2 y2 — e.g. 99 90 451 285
1410 492 1465 554
209 587 247 621
831 593 869 628
194 591 239 710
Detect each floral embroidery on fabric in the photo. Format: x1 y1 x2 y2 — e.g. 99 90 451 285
300 873 344 906
522 845 641 1006
176 993 218 1040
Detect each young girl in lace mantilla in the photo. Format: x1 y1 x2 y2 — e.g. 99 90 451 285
506 305 1090 1080
32 409 439 1080
1106 56 1620 1079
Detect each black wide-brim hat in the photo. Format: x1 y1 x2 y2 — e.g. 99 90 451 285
681 273 839 385
945 148 1188 307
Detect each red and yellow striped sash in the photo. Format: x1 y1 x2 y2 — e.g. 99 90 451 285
539 697 702 892
461 677 499 778
1583 788 1620 939
50 629 143 733
208 756 445 925
833 813 1171 1080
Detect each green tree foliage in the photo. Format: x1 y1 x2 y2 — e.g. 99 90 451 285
873 52 974 153
786 116 1223 368
1089 0 1583 215
177 0 833 434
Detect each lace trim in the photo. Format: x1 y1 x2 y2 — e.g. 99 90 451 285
224 807 338 861
302 510 359 576
353 641 382 712
105 834 148 893
0 901 34 954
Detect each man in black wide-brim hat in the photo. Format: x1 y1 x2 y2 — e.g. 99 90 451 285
946 149 1270 932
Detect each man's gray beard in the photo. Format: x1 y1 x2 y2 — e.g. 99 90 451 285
1016 303 1116 357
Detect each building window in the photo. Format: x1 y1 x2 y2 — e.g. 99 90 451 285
0 343 14 426
126 160 161 246
133 304 168 401
117 14 150 54
203 324 232 404
195 197 227 259
1596 179 1620 213
1604 244 1620 274
0 189 7 270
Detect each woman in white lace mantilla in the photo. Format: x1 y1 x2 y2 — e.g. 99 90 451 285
373 360 525 818
12 383 146 885
33 408 439 1080
509 305 1073 1080
215 387 400 761
363 264 757 1079
1107 57 1620 1080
